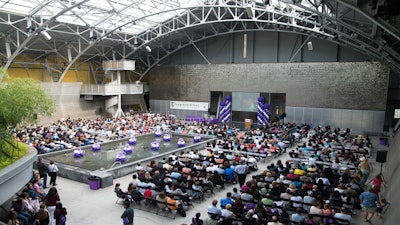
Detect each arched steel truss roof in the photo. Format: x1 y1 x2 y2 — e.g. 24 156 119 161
0 0 399 82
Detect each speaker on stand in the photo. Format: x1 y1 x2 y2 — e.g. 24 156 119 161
376 150 388 177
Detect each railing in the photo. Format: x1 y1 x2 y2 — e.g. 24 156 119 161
81 83 143 95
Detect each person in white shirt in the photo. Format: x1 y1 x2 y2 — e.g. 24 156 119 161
220 204 235 219
303 192 316 211
334 207 352 224
130 174 140 187
135 163 144 172
247 156 258 170
290 195 303 209
47 160 58 186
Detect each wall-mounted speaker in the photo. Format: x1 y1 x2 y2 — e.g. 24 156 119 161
376 150 388 163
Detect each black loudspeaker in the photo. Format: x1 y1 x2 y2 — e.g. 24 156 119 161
376 150 388 163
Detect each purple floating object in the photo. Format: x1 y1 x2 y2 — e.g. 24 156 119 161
177 138 186 148
115 152 126 163
163 134 171 142
194 135 202 143
73 148 85 158
154 130 162 138
151 141 160 151
123 144 133 154
128 137 137 145
92 143 101 152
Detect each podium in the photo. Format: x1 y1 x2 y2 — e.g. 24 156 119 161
244 119 252 130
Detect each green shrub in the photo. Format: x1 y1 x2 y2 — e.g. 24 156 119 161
0 140 28 170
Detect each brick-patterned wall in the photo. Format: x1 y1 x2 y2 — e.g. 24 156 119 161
149 62 389 110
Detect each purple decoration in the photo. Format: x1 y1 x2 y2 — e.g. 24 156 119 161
177 138 186 147
73 148 85 158
115 152 126 163
154 130 162 138
123 144 133 154
194 134 202 143
151 141 160 151
219 95 232 123
257 98 270 126
128 137 137 145
92 143 101 152
163 134 171 142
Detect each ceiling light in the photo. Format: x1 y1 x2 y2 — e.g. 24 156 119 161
40 30 52 40
307 41 313 50
145 46 151 53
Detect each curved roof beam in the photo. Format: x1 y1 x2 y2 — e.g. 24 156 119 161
3 0 90 69
124 4 400 78
2 2 398 80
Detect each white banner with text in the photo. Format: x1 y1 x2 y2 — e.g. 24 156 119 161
170 101 209 111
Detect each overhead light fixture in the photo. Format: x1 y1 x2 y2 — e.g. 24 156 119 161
307 41 313 51
40 30 52 40
145 46 151 53
245 4 255 18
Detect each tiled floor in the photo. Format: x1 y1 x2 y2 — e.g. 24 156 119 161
55 137 387 225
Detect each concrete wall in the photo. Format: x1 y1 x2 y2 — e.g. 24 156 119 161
37 83 148 125
166 32 372 65
381 132 400 224
148 62 389 133
0 146 37 206
39 83 104 125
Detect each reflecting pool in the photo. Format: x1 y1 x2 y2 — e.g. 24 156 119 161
45 134 211 171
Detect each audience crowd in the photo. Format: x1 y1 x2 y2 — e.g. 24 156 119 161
6 112 388 225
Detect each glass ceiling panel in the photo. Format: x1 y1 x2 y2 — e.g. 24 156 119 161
0 0 330 35
0 0 203 35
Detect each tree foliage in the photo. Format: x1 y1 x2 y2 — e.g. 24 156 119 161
0 68 55 131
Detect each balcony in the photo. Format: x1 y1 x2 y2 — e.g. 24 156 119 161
80 83 143 96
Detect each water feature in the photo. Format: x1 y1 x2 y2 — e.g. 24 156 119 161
42 133 215 188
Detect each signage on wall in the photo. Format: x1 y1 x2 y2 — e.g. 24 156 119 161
170 101 209 111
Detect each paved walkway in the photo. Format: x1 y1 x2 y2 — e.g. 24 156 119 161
55 137 387 225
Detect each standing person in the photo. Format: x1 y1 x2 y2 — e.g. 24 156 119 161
47 160 59 186
121 201 134 225
234 160 249 187
44 187 60 225
37 157 48 189
359 187 379 223
358 157 371 187
53 202 67 225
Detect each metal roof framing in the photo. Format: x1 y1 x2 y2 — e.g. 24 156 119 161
0 0 398 81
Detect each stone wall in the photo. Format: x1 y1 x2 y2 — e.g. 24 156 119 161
148 62 389 110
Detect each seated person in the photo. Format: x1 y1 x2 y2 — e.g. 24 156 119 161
220 192 234 209
210 171 225 188
115 183 129 199
192 181 204 200
156 191 168 209
224 166 235 183
207 199 222 220
130 186 144 204
261 193 274 206
291 208 305 225
334 207 352 224
143 186 154 205
166 194 179 211
221 204 236 219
